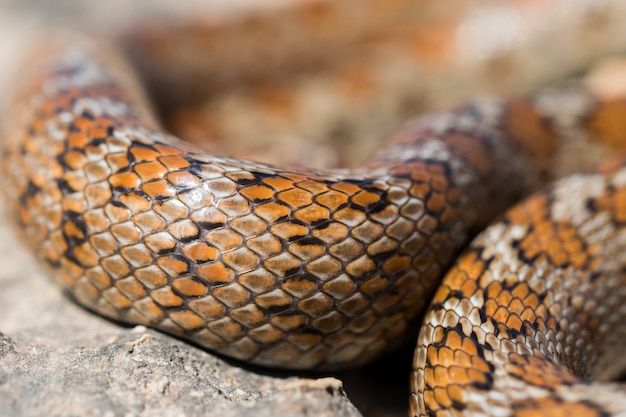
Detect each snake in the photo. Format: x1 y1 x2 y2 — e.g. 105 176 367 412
2 2 626 417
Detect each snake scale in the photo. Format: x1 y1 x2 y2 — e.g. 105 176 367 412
2 2 626 417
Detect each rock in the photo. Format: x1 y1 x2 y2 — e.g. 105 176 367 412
0 331 360 417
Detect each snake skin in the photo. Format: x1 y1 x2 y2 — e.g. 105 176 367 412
412 161 626 416
2 39 546 370
2 23 626 417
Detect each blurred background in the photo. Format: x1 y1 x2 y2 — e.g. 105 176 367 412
3 0 626 171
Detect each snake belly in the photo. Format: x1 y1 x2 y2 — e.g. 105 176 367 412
2 33 626 417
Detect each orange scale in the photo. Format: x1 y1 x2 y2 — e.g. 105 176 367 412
458 279 477 297
156 256 189 277
508 297 526 314
182 241 219 263
196 262 235 284
150 286 184 307
294 204 330 224
87 126 108 139
240 184 275 202
435 346 455 367
85 182 113 208
63 219 86 241
101 255 131 279
469 355 493 374
254 201 291 223
63 150 88 170
255 289 293 311
288 241 326 262
120 244 153 268
506 314 524 332
61 195 87 216
432 387 452 408
67 132 89 149
519 307 538 324
109 171 141 189
316 190 349 210
141 179 176 200
172 277 208 297
89 233 117 257
421 391 437 412
459 336 479 357
271 221 308 241
130 146 161 162
492 306 511 325
485 281 503 300
281 275 318 299
159 155 191 171
262 176 294 191
72 242 100 268
351 189 381 208
152 144 181 157
134 160 167 181
277 188 313 208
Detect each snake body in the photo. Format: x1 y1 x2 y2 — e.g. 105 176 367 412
412 160 626 416
3 39 547 370
2 5 626 417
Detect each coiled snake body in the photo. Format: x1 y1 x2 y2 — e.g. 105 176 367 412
2 5 626 417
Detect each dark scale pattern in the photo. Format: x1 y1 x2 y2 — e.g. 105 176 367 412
412 163 626 416
1 39 547 370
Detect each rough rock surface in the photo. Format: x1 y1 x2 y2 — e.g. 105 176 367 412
0 330 359 417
